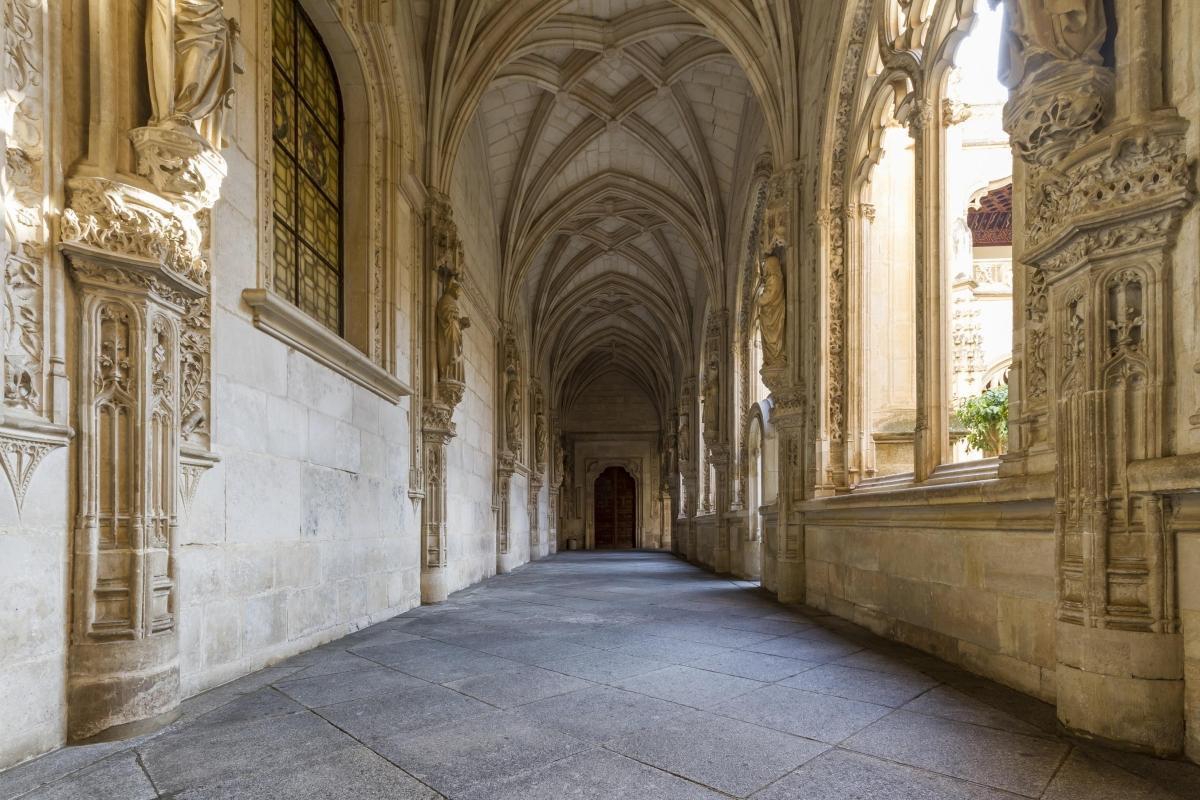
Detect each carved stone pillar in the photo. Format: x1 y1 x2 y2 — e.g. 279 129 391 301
60 236 203 739
998 0 1191 756
496 450 516 572
421 403 454 603
709 444 731 573
57 0 234 733
769 385 806 604
528 475 542 559
1024 122 1191 755
422 196 468 602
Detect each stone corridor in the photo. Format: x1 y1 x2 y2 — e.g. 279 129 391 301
2 552 1196 800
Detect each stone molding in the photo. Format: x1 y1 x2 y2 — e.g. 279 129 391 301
241 289 412 403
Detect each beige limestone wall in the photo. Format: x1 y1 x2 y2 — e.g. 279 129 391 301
445 114 505 587
804 502 1057 702
0 452 70 768
179 98 424 696
444 288 501 591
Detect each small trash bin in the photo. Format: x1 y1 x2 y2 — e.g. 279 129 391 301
566 538 579 551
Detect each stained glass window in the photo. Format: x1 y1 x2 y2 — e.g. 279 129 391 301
272 0 343 333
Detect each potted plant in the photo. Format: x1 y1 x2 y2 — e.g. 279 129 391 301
954 385 1008 457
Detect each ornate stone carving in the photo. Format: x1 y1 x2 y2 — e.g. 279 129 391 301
1 0 53 424
129 126 228 209
997 0 1111 166
60 177 208 284
534 407 547 472
435 271 470 388
65 251 199 740
0 431 59 512
503 330 522 453
1026 132 1191 253
146 0 243 150
701 316 721 441
754 253 786 374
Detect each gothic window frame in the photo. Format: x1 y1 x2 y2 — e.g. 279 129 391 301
270 0 345 334
834 0 1015 492
245 0 411 403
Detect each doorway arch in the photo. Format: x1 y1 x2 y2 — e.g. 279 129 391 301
593 466 637 549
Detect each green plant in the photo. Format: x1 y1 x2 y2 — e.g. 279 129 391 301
954 385 1008 456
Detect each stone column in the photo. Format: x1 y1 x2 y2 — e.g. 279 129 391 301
903 101 946 481
769 386 806 603
420 403 454 602
709 444 731 573
496 451 517 572
60 230 205 739
999 0 1191 755
56 0 234 737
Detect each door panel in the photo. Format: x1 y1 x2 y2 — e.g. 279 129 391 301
594 466 636 549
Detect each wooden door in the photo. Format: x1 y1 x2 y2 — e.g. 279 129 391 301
594 466 636 549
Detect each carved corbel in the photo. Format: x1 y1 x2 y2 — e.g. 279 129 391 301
995 0 1112 167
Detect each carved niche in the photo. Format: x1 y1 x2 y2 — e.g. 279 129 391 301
1022 123 1192 635
503 329 523 454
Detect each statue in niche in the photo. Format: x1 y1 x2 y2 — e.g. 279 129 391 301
534 409 547 467
505 373 522 451
554 436 565 487
993 0 1105 89
702 355 719 434
435 274 470 384
754 252 786 367
678 414 691 464
660 432 676 490
146 0 244 148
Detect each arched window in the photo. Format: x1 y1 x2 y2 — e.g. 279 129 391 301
271 0 344 333
941 2 1012 462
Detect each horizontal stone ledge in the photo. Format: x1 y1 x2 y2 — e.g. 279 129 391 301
1123 453 1200 495
795 471 1056 514
241 289 412 403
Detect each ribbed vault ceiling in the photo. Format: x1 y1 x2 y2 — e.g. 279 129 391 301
464 0 762 423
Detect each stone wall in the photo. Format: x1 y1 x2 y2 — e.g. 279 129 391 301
0 453 69 768
804 506 1057 702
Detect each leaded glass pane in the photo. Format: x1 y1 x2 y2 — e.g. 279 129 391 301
273 221 296 297
298 247 339 332
298 104 338 201
272 145 295 219
272 0 294 75
272 68 295 149
299 178 338 265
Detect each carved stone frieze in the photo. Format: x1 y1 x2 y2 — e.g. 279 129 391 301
60 177 208 284
1026 130 1191 256
1 0 54 424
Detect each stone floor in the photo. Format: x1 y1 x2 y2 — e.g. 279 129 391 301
4 552 1199 799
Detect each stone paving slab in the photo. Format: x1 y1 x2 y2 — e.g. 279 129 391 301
4 551 1198 800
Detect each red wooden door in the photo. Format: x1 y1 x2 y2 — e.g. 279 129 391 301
594 467 636 549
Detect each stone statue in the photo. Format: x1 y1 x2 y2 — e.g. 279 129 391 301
678 414 691 463
702 353 719 434
993 0 1106 90
146 0 244 148
534 410 547 467
754 253 786 366
554 436 565 487
505 374 522 450
435 275 470 384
